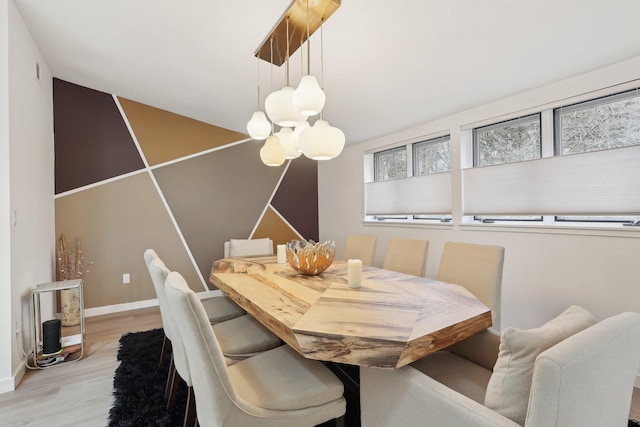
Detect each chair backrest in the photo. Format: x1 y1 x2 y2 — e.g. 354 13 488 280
342 234 377 266
146 257 193 385
525 312 640 426
382 238 429 276
437 242 504 327
165 271 238 426
224 238 274 257
143 248 159 267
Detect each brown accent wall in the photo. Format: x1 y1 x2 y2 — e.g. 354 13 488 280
53 79 144 194
53 79 319 310
118 97 248 166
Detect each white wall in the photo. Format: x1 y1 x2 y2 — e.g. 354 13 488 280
0 0 13 392
0 0 55 393
319 56 640 331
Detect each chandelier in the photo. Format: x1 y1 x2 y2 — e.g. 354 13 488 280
247 0 345 167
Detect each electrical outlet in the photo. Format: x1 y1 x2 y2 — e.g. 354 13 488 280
123 273 130 284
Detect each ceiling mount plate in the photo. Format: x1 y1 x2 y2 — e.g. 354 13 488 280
255 0 341 66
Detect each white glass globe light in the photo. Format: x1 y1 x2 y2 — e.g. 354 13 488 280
275 127 301 159
260 135 286 166
299 120 345 160
246 111 271 140
293 75 325 116
265 86 307 127
290 120 310 153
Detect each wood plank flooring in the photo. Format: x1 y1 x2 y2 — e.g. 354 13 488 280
0 306 639 426
0 307 162 427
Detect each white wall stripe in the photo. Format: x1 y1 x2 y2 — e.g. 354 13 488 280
54 168 147 199
249 159 292 238
113 96 209 290
149 138 253 170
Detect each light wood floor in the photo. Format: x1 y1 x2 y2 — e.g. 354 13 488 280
0 307 162 427
1 306 639 426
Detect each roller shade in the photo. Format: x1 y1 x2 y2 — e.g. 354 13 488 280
463 145 640 215
365 172 451 215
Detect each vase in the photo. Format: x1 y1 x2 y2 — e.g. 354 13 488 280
60 288 81 326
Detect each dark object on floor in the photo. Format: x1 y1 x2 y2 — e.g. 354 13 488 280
630 419 640 427
109 328 187 426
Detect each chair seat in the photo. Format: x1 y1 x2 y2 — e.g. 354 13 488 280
228 345 345 411
411 350 492 404
201 295 245 324
213 315 281 359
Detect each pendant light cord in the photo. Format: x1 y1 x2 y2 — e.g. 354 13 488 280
306 0 311 75
286 17 290 86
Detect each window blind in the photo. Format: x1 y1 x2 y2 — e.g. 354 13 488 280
365 172 451 215
462 145 640 215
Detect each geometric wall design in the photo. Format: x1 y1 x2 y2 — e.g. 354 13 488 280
152 142 286 280
53 79 144 194
55 172 203 308
53 79 318 309
118 97 248 166
271 155 319 242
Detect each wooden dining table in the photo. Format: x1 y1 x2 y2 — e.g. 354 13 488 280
209 255 492 369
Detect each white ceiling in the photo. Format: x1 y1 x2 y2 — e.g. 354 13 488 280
14 0 640 144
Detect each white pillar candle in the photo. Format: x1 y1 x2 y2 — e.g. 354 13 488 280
347 259 362 288
277 244 287 264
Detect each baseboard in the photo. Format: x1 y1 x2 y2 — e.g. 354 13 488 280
0 359 26 394
85 298 159 318
84 290 224 318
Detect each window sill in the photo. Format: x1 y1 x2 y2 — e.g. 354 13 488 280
362 220 454 230
459 222 640 238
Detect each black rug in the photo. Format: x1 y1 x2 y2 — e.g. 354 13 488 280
108 328 187 426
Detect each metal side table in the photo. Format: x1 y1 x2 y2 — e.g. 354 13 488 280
30 279 85 369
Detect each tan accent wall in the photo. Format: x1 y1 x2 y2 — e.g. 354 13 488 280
253 206 303 246
118 97 248 166
55 172 203 309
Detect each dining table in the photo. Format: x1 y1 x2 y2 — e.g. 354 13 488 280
209 255 492 369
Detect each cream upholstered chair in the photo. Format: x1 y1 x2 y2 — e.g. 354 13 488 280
165 271 346 427
436 242 505 327
144 249 246 366
224 238 273 257
361 310 640 426
408 242 505 398
342 234 377 266
146 257 281 420
382 237 429 276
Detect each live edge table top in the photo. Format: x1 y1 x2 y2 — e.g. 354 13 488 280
209 256 491 369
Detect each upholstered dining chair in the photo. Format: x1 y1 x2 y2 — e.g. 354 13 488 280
382 237 429 276
165 270 346 427
342 234 377 266
436 242 505 327
412 241 506 392
223 238 274 258
146 256 281 420
361 309 640 427
144 249 246 366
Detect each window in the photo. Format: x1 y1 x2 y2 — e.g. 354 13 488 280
413 136 451 175
374 147 406 181
554 89 640 224
366 135 452 222
471 115 543 222
555 89 640 155
473 114 541 167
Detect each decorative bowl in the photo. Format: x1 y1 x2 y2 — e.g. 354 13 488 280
286 240 336 276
